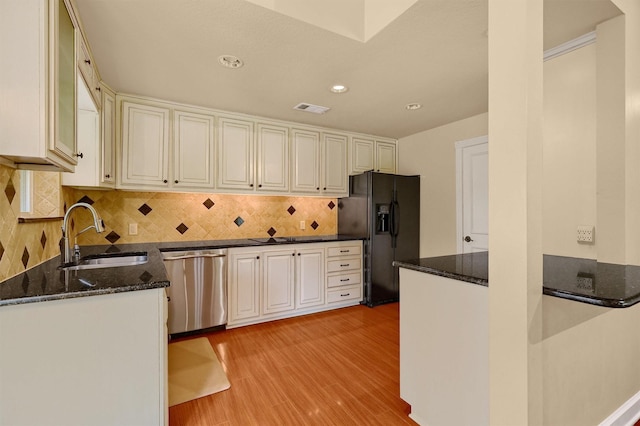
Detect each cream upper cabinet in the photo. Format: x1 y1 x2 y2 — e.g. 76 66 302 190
120 101 170 188
77 32 101 108
0 0 79 171
62 82 115 188
173 110 215 189
322 133 348 196
256 123 289 192
101 85 116 186
351 137 375 174
376 140 397 174
217 117 254 190
296 248 325 309
291 128 321 193
262 249 296 315
350 137 397 175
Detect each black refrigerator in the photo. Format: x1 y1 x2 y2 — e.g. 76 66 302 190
338 171 420 307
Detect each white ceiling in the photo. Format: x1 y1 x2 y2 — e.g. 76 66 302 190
74 0 621 139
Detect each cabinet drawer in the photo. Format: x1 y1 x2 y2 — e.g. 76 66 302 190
327 245 361 257
327 258 361 273
327 272 361 288
327 285 362 303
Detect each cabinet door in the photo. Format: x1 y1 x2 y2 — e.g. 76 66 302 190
376 141 397 173
173 110 215 189
51 0 78 165
229 252 261 323
263 250 295 315
296 248 325 308
121 101 170 187
100 86 115 186
217 117 254 190
291 129 320 193
350 137 374 174
256 123 289 192
322 133 348 195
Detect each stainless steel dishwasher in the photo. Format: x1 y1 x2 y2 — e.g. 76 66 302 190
161 248 227 335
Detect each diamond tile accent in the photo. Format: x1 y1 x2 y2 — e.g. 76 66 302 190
234 217 244 227
138 203 152 216
311 221 319 230
0 241 4 262
328 201 336 210
21 247 30 268
267 227 277 237
105 231 121 244
176 223 189 234
77 195 94 205
40 231 47 250
203 198 215 209
70 218 75 231
287 205 296 215
4 180 15 204
139 271 153 282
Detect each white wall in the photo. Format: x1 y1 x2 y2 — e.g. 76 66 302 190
543 43 597 259
398 42 602 260
398 112 488 257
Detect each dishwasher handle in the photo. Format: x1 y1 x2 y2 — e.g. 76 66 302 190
162 253 227 261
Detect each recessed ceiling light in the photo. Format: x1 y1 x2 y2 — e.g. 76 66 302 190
218 55 244 69
330 84 348 94
405 103 422 111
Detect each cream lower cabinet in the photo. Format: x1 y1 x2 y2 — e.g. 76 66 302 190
228 250 261 323
263 249 296 315
227 241 361 329
0 289 168 426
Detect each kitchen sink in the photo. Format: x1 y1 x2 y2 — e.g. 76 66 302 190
59 252 148 271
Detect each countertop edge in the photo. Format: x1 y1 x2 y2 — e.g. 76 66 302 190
393 260 489 287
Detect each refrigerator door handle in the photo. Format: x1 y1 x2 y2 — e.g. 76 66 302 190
393 200 400 238
389 201 397 248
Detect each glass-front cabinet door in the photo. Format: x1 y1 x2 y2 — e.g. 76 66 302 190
50 0 77 163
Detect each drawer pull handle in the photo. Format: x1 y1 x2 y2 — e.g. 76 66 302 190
340 250 350 253
340 264 349 267
340 293 350 297
340 278 350 282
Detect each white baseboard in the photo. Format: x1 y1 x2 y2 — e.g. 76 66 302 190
599 390 640 426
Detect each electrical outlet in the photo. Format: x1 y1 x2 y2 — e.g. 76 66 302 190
128 223 138 235
577 225 594 243
300 220 306 230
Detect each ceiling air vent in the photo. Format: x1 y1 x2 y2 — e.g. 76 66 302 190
293 102 330 114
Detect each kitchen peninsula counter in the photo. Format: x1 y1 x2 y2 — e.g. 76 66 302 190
396 252 640 425
394 251 640 308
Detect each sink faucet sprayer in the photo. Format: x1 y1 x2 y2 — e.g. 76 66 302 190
60 202 105 264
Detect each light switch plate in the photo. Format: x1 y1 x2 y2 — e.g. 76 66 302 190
300 220 306 230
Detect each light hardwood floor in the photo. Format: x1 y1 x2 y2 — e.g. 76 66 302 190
169 302 417 425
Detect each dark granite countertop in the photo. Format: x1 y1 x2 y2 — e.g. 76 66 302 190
0 235 361 307
394 252 640 308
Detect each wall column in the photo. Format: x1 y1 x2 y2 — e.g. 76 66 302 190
487 0 543 424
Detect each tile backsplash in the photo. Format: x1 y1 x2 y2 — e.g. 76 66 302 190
0 165 74 281
1 161 337 281
69 189 337 246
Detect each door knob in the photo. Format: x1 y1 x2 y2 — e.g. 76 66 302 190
464 236 473 242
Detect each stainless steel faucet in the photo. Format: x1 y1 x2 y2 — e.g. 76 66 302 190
61 202 105 264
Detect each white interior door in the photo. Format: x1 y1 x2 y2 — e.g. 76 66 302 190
456 136 488 253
